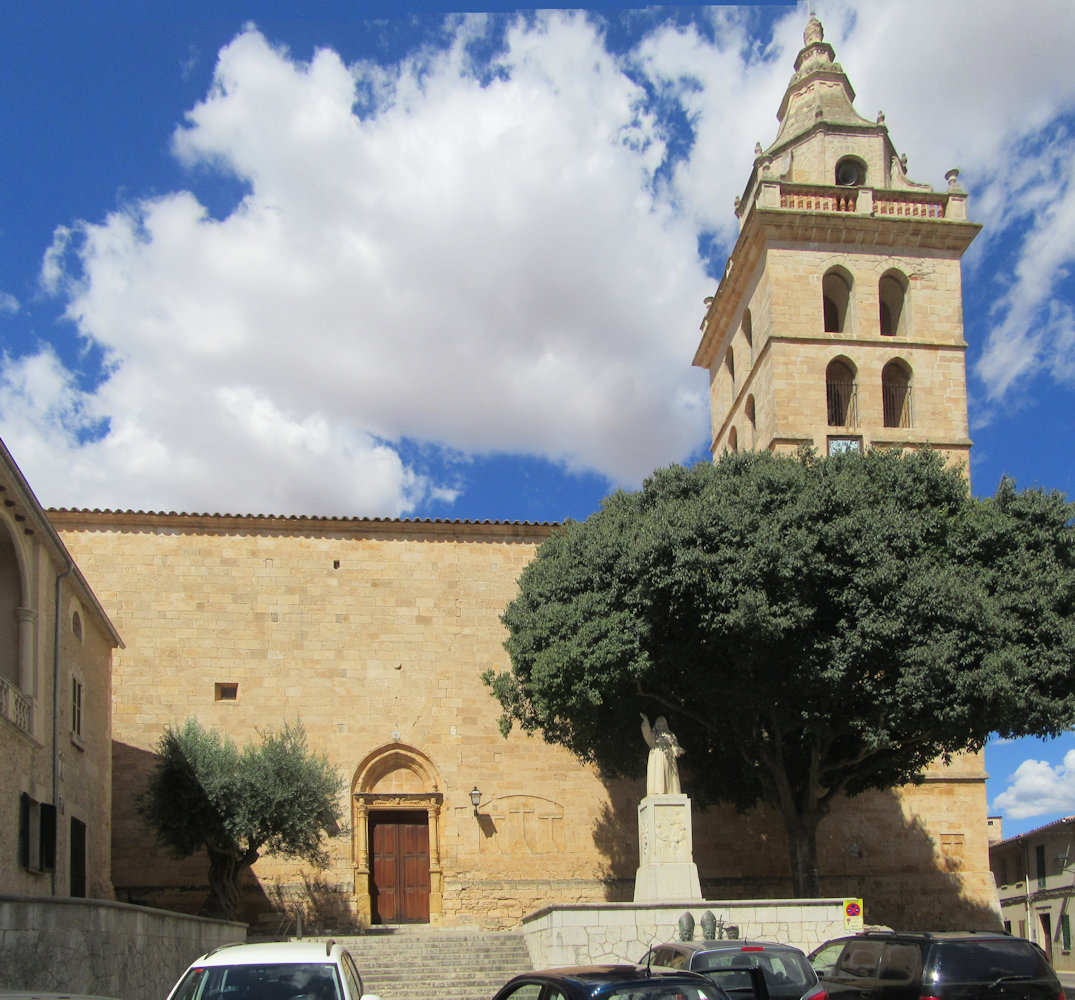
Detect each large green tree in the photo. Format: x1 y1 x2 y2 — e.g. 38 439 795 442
486 448 1075 896
139 719 343 921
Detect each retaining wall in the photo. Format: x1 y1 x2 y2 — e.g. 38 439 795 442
520 897 848 967
0 895 246 1000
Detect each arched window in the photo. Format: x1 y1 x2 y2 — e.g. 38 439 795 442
725 347 735 383
835 156 866 187
745 395 756 448
742 309 753 350
728 426 738 452
882 360 912 428
879 271 908 337
823 269 852 333
826 358 858 427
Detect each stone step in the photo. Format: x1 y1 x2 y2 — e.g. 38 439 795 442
295 930 532 1000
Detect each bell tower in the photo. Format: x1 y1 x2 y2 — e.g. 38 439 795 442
694 16 981 460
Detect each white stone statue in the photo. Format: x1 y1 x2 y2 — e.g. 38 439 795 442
640 713 684 795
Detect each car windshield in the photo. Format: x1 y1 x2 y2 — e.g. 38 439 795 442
695 950 814 991
171 962 342 1000
928 941 1054 984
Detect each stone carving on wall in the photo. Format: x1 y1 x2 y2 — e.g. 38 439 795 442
482 795 565 855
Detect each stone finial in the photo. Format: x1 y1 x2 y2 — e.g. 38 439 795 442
804 15 824 46
876 110 885 124
946 168 964 192
754 141 763 157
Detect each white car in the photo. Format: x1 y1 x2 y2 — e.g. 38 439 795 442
166 941 380 1000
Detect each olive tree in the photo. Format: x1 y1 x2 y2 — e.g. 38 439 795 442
139 719 343 920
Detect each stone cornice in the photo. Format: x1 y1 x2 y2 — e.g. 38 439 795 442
47 508 558 544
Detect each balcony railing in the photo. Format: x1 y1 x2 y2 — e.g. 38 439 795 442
0 673 32 734
883 383 912 428
827 380 858 427
874 193 947 218
746 180 960 224
780 186 858 213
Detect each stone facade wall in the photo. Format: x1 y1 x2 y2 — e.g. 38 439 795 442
0 894 245 1000
51 511 999 933
1 469 116 902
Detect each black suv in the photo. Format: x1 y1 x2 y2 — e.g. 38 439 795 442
816 931 1063 1000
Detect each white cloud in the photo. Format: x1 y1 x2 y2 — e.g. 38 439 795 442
0 292 19 315
992 749 1075 820
27 15 711 514
5 2 1075 515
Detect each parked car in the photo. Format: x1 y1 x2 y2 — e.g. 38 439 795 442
165 941 380 1000
813 931 1063 1000
490 964 737 999
806 938 860 978
640 941 817 1000
806 929 896 977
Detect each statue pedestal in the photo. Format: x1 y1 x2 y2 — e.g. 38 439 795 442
633 793 702 902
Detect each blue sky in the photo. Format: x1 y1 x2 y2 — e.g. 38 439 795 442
2 0 1074 841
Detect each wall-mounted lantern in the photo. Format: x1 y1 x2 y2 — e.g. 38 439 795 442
470 786 482 817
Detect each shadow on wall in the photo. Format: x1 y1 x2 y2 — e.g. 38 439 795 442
591 779 1001 931
592 778 645 902
111 740 274 924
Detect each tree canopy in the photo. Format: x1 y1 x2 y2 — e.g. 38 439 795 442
138 718 343 920
486 448 1075 895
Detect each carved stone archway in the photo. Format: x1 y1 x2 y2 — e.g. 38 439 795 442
351 743 444 925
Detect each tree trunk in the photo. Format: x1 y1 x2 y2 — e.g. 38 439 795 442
202 848 248 921
784 812 822 898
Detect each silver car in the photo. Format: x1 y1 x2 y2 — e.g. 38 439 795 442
641 940 819 1000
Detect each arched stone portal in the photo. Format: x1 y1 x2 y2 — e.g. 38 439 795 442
352 744 443 925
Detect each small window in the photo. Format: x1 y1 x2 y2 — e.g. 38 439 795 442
823 269 852 333
882 360 912 428
728 427 738 452
725 347 735 382
70 816 87 897
215 682 239 702
742 309 753 349
879 272 907 336
826 359 857 426
71 676 83 739
19 793 57 873
72 610 83 641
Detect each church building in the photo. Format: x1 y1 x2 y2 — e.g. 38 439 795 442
44 18 997 932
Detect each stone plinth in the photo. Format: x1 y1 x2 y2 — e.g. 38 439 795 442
634 793 702 901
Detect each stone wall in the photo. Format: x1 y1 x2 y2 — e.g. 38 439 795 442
521 898 848 967
0 895 245 1000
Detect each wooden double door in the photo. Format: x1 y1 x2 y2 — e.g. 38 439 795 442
369 810 430 923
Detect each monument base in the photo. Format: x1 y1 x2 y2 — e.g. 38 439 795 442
633 793 702 902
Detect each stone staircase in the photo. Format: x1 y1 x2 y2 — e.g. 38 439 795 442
305 928 533 1000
